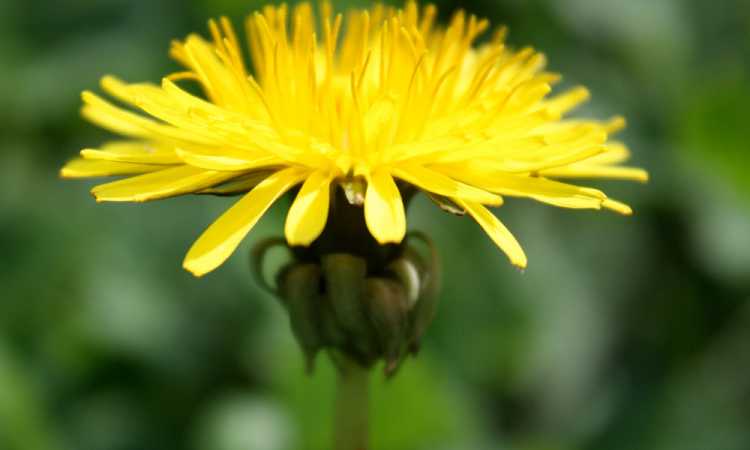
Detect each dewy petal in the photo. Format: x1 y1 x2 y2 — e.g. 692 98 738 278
183 167 309 276
365 169 407 244
125 77 328 167
81 141 181 165
60 158 163 178
455 199 528 269
441 166 607 210
198 170 272 196
175 147 282 171
80 92 152 138
81 90 216 145
391 163 502 206
91 165 236 202
285 170 334 246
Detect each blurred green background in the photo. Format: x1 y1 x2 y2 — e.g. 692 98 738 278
1 0 749 449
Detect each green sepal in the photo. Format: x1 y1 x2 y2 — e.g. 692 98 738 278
405 232 441 355
321 254 376 360
387 257 422 309
277 263 324 374
250 237 288 297
364 278 410 377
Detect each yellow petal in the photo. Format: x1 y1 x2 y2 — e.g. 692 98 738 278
125 78 326 167
545 86 590 117
197 170 272 196
391 163 502 206
183 167 309 276
542 165 649 182
179 35 247 111
602 199 633 215
81 91 215 145
81 141 181 165
285 170 334 246
100 75 156 104
365 169 406 244
526 125 606 155
482 146 606 173
81 102 149 139
100 78 270 153
91 165 235 202
500 80 551 115
175 146 281 171
456 199 528 269
498 127 608 171
604 116 627 134
586 142 631 164
81 91 151 138
60 158 162 178
440 166 607 210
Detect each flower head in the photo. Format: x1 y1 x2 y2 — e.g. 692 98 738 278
62 1 647 277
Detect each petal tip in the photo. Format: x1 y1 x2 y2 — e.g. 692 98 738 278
284 234 315 248
513 258 528 272
487 196 504 207
100 74 119 88
509 249 528 270
603 199 633 216
182 260 208 278
370 228 406 246
607 116 627 134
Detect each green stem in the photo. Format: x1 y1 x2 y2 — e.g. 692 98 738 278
333 357 370 450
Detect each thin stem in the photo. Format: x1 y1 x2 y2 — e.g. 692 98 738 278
333 357 370 450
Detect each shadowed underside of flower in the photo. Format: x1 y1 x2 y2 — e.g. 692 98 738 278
61 1 648 277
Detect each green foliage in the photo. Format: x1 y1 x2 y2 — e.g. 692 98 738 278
678 71 750 198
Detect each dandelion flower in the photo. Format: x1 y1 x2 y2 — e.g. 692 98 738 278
62 1 648 277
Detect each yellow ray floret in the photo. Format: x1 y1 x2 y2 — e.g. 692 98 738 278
61 1 648 276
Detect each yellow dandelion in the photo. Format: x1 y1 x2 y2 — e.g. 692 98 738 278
61 1 648 277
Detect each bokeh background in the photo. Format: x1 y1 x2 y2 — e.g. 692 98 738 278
2 0 749 449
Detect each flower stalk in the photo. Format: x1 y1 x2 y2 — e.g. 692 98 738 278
333 355 370 450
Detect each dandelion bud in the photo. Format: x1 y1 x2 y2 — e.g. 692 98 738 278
264 230 441 376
